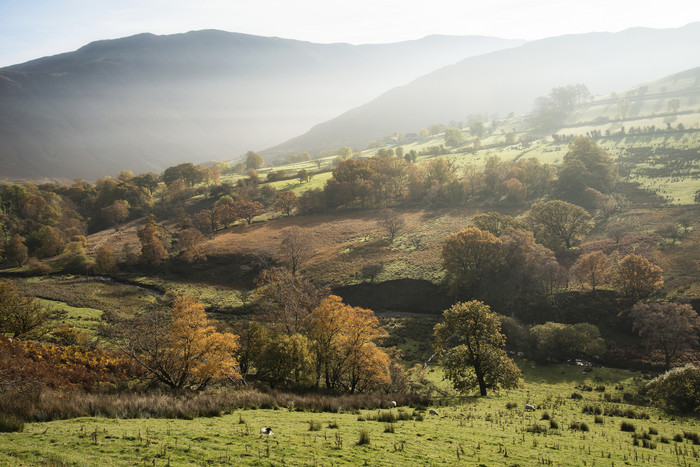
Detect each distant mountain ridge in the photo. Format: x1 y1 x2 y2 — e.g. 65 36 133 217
267 23 700 156
0 30 522 180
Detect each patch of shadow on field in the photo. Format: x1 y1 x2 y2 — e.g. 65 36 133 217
334 279 451 314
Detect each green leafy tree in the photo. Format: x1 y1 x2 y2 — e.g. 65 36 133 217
161 163 204 187
245 151 264 170
444 127 463 147
528 200 593 250
256 333 314 388
646 365 700 413
0 281 56 338
530 322 606 363
472 212 529 237
434 300 521 396
558 136 617 196
469 120 485 138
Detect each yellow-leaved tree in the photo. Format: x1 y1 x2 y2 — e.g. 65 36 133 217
111 295 239 390
309 295 390 392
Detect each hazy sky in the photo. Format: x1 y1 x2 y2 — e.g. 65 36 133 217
2 0 700 67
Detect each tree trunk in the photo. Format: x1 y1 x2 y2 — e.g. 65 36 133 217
476 371 487 396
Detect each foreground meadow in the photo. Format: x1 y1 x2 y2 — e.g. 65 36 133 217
1 366 698 466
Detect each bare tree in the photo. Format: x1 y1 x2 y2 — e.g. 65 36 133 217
378 209 406 244
279 226 312 275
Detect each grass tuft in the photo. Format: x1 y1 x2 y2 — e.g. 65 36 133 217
620 422 636 432
358 428 371 445
308 419 321 431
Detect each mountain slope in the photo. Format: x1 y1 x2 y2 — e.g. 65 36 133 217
0 30 521 180
268 23 700 155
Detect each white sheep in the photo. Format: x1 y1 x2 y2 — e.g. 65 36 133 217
390 401 397 407
525 404 535 411
259 427 273 435
429 409 439 416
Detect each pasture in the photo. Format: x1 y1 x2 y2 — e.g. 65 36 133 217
1 365 698 466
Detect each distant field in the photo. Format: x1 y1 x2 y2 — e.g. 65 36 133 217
36 298 104 335
2 365 698 466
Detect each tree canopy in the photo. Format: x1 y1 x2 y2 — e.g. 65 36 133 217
442 227 505 296
558 136 617 197
528 200 593 250
434 300 520 396
110 295 239 390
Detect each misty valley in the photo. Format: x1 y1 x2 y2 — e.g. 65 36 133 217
1 24 700 466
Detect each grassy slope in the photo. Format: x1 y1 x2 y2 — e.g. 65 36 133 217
1 365 698 466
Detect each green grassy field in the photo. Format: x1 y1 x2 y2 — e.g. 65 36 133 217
1 365 698 466
36 298 104 335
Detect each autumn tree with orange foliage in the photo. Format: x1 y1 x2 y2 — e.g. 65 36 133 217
110 295 239 390
571 250 609 291
137 216 168 266
613 254 663 300
308 295 390 392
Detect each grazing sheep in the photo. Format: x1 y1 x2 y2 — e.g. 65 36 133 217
429 409 439 416
525 404 535 411
391 401 397 407
259 427 273 435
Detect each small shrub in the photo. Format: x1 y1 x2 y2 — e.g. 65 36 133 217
396 410 412 421
505 402 517 410
582 404 602 415
384 423 395 433
549 419 559 430
377 411 397 423
357 414 367 422
621 422 636 432
570 392 583 400
540 412 550 420
684 432 700 445
594 415 604 424
595 385 606 392
413 410 425 422
648 426 658 435
328 420 339 429
660 436 670 444
526 423 547 433
641 439 656 449
673 434 684 442
570 422 589 432
238 414 246 424
358 428 371 445
308 420 321 431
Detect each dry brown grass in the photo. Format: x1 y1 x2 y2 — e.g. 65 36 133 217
202 206 498 285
